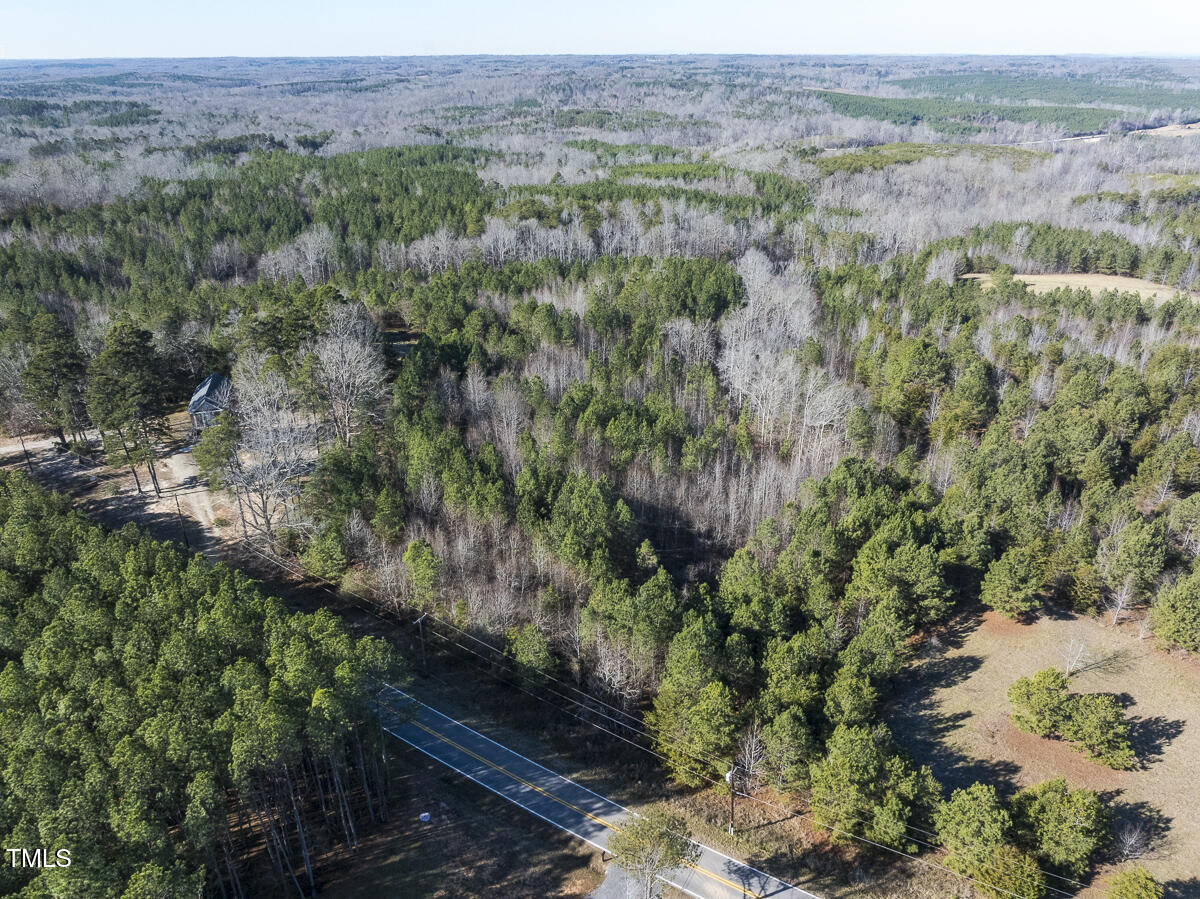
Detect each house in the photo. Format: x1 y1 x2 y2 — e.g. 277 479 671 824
188 373 232 431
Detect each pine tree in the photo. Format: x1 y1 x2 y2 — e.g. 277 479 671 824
86 319 171 494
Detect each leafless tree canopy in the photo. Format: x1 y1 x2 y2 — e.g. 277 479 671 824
304 303 387 444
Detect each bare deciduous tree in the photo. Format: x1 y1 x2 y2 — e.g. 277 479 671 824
735 718 767 797
490 377 529 474
587 626 655 710
305 303 387 444
0 349 45 470
1058 636 1091 675
224 350 315 546
257 223 339 285
1116 821 1153 861
1105 574 1137 627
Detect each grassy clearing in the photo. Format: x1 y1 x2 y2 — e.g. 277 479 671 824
1131 122 1200 138
965 271 1199 304
887 609 1200 891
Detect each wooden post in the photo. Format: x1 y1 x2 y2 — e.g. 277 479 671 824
726 766 735 836
175 494 190 549
17 434 33 473
415 612 428 673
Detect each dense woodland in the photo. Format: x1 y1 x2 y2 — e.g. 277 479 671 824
0 473 396 898
2 56 1200 898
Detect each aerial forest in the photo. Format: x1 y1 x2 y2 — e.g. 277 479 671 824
2 55 1200 898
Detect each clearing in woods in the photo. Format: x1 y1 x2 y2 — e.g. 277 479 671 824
964 271 1200 304
1131 121 1200 138
888 609 1200 893
0 411 234 558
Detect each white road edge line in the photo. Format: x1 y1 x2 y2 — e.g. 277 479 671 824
381 722 609 852
378 683 806 894
382 720 708 899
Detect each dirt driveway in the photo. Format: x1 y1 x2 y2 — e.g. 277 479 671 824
0 413 233 561
155 445 222 558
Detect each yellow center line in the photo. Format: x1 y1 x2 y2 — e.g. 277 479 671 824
411 719 616 831
405 717 764 899
681 859 767 898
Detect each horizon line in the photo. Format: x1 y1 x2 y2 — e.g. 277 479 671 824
4 50 1200 63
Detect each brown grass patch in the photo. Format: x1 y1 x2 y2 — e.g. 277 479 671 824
889 608 1200 888
1130 122 1200 138
965 272 1199 305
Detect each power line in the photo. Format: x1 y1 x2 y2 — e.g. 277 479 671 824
396 594 1088 892
393 626 1081 899
372 684 796 899
239 540 1081 898
242 540 1084 896
369 686 1056 899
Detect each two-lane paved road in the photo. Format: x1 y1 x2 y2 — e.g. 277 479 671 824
375 684 818 899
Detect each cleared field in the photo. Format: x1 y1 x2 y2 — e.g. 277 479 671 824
1131 122 1200 138
965 271 1199 304
888 610 1200 893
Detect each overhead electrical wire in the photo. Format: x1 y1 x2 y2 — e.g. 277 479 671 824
239 539 1082 898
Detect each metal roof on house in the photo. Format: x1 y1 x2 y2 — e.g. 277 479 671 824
188 373 231 414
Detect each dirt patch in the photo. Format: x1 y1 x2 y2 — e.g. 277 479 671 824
153 441 222 559
994 720 1127 791
965 272 1199 304
0 412 241 562
978 610 1037 638
889 608 1200 888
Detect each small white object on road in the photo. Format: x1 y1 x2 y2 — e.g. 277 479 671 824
419 812 431 823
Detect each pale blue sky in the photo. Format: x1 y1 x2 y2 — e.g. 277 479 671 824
4 0 1200 60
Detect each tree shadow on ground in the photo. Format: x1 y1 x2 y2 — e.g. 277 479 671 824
740 843 829 896
1103 795 1173 864
1165 877 1200 898
927 605 987 652
887 608 1021 791
1039 600 1081 621
76 488 194 547
1128 714 1186 769
742 812 797 833
1075 647 1138 678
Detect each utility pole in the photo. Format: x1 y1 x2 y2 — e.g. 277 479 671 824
415 612 428 673
174 494 190 549
17 434 33 473
725 765 736 836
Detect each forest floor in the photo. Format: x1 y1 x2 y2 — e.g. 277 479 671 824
964 271 1200 304
888 608 1200 895
316 742 606 899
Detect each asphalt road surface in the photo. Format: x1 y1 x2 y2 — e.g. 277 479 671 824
375 684 819 899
